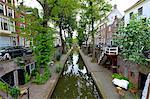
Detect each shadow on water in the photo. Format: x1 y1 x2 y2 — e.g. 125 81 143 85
51 51 102 99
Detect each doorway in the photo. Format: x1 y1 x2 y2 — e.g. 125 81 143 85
138 72 147 90
18 69 25 85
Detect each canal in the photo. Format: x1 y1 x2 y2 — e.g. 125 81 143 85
51 52 102 99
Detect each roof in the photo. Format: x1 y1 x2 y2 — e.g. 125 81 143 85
124 0 145 12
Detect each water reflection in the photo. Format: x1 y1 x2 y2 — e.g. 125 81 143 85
51 52 102 99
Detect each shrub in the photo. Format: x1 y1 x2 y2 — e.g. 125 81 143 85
32 73 43 84
128 82 134 89
0 81 20 98
112 73 128 81
9 87 20 98
55 63 63 73
32 67 51 84
0 81 7 92
56 53 61 61
31 69 37 77
25 73 31 84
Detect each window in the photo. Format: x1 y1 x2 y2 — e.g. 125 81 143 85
129 12 133 19
138 7 143 16
10 21 14 32
0 17 3 29
0 4 4 15
7 8 13 17
0 17 15 31
4 19 8 30
131 71 135 78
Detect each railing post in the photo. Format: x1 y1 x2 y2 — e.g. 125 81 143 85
27 87 29 99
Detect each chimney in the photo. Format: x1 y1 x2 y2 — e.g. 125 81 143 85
114 4 117 9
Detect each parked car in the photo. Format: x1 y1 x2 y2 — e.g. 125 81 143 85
0 46 33 60
17 46 33 55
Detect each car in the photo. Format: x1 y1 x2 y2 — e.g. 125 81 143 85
0 46 33 60
20 46 33 55
0 46 12 60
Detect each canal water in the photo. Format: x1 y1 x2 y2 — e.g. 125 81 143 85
51 52 102 99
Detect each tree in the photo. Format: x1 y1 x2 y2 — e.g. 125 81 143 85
15 3 55 84
77 12 88 47
79 0 111 61
62 14 77 48
113 15 150 65
50 0 79 53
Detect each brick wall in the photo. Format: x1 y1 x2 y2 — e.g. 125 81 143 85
117 56 139 88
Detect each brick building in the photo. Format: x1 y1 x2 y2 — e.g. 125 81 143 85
99 5 122 46
15 7 26 46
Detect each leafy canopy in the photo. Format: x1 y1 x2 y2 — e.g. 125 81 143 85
114 15 150 65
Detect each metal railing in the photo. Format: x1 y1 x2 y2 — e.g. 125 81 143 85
0 77 11 97
105 47 118 55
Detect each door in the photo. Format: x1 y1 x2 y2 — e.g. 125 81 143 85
18 69 25 85
138 72 147 90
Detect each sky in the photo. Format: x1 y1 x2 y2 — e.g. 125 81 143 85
19 0 139 15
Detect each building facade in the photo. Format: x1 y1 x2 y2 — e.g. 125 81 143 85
118 0 150 91
0 0 16 47
15 9 26 46
99 5 122 46
124 0 150 26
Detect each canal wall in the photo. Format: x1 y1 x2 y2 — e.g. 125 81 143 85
79 49 120 99
47 48 73 99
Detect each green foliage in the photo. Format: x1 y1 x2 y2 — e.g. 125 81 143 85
56 51 61 61
34 29 55 69
51 0 79 49
77 0 112 55
0 81 20 98
32 72 43 84
55 63 63 73
14 57 25 68
32 68 51 84
0 81 7 92
114 15 150 65
128 82 134 89
112 73 129 81
9 87 20 98
25 73 31 84
15 6 55 73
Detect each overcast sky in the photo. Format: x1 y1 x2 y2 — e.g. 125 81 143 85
20 0 139 15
